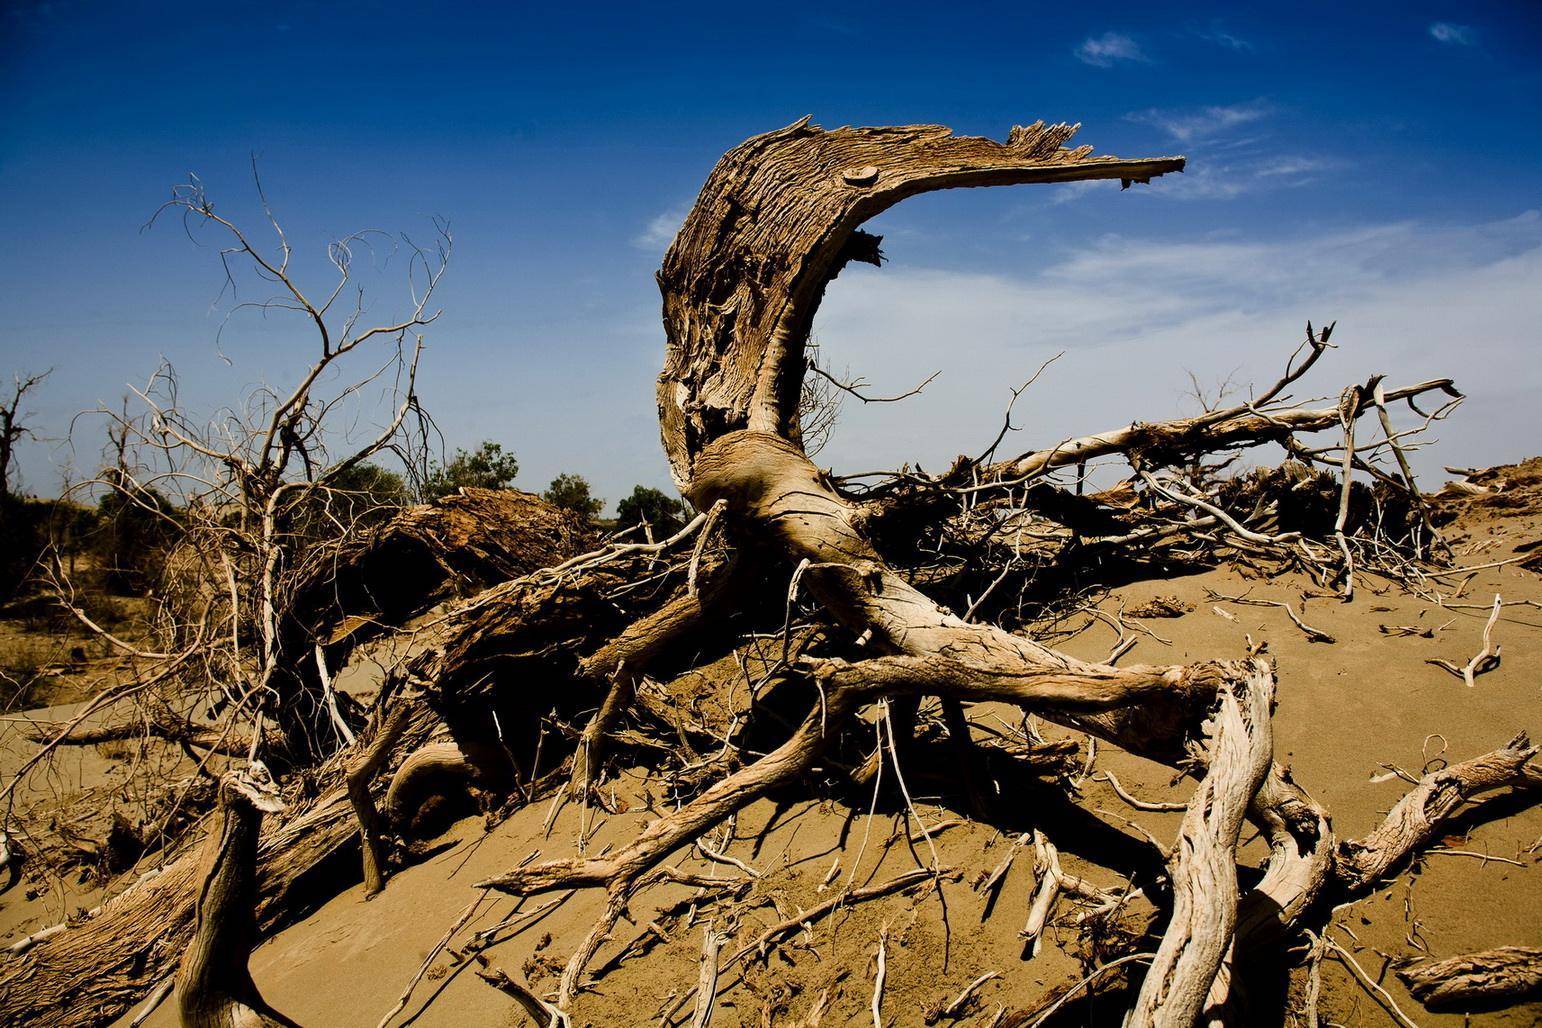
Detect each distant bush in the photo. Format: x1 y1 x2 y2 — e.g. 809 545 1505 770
615 485 688 537
422 442 519 500
93 485 178 595
0 496 95 601
544 473 603 522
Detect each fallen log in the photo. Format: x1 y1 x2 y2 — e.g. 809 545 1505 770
1397 946 1542 1010
0 697 442 1026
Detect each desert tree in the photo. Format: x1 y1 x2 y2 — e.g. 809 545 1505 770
542 472 602 521
0 369 50 500
614 484 687 538
0 370 55 596
16 163 451 801
420 440 519 499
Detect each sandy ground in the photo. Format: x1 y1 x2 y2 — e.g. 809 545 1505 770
5 484 1539 1027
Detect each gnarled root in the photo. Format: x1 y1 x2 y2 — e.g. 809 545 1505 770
567 549 736 803
345 699 419 899
480 682 865 898
384 740 481 837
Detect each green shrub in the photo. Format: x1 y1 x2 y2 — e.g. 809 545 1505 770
543 473 603 521
615 485 687 537
422 442 519 500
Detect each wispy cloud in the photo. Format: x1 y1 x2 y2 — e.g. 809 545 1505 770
1116 100 1338 199
1040 148 1335 204
1198 28 1253 52
811 212 1542 480
632 207 687 251
1149 154 1341 202
1253 156 1333 179
1127 101 1269 143
1045 179 1119 206
1075 32 1146 68
1429 22 1477 46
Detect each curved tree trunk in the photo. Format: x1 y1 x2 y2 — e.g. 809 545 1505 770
176 765 298 1028
645 118 1357 1023
483 118 1299 1016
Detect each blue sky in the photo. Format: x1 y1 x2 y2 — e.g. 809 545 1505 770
2 1 1539 507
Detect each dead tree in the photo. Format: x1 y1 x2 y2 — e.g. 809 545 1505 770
6 169 452 834
0 369 50 499
79 167 449 764
3 119 1536 1028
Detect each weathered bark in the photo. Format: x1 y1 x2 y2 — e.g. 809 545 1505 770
1336 732 1539 893
1397 946 1542 1009
656 118 1183 486
11 118 1527 1028
175 764 298 1028
345 701 419 898
687 431 1224 764
567 552 739 798
291 487 598 645
1128 665 1274 1028
1205 767 1335 1022
0 684 439 1025
988 380 1459 483
383 741 478 826
646 119 1420 1027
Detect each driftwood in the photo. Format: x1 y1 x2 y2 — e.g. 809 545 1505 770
345 701 419 899
1397 946 1542 1010
473 119 1348 1017
1130 666 1273 1027
1336 732 1540 893
0 671 441 1025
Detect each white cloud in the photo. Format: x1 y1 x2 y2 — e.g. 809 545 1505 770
1075 32 1146 68
633 207 687 251
1117 103 1338 201
1199 29 1253 52
1429 22 1476 46
1253 156 1333 179
1045 178 1120 206
808 213 1542 482
1151 154 1340 201
1127 101 1269 143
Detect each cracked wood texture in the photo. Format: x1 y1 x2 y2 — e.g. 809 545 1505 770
656 117 1183 487
648 118 1319 1025
176 770 298 1028
1336 732 1539 893
1397 946 1542 1009
1128 665 1274 1028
